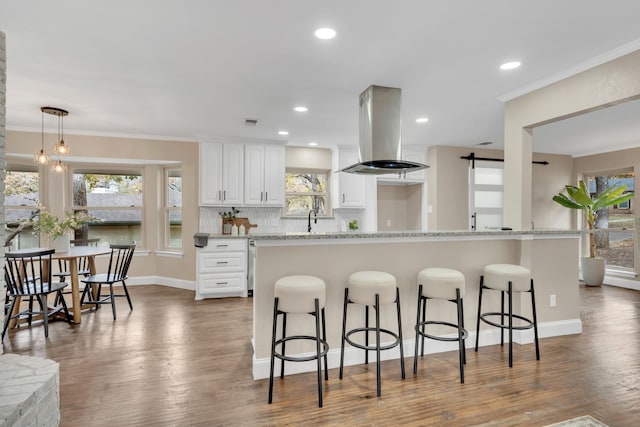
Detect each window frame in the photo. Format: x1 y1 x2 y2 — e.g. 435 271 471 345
69 165 145 248
3 161 41 250
164 166 182 250
284 168 331 217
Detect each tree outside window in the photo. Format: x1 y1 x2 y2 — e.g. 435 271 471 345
72 170 143 245
285 170 329 215
4 168 40 249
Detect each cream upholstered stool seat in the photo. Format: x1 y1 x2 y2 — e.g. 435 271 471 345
474 264 540 367
414 268 468 383
339 271 405 397
269 275 329 408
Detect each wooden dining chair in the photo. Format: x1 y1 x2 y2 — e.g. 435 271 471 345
2 249 71 339
54 238 100 306
81 243 136 320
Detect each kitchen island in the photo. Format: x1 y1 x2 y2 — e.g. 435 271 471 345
240 230 580 379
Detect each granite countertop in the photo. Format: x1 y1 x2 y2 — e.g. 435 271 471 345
203 229 580 241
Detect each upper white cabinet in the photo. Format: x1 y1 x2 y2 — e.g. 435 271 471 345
244 144 285 206
199 142 244 206
336 148 366 208
377 147 426 183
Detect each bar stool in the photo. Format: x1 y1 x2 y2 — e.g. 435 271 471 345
339 271 405 397
268 275 329 407
474 264 540 367
413 268 468 383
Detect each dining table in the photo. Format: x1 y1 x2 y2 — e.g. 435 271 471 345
6 246 112 325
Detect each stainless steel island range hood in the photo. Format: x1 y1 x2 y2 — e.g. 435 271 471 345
341 85 429 175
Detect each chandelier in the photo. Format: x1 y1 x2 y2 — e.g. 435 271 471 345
34 106 70 172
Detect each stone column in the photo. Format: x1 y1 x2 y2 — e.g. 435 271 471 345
0 31 6 353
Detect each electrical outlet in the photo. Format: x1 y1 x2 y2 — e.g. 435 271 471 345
386 219 392 227
550 294 557 307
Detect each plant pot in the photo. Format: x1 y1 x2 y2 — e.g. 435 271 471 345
581 256 605 286
47 234 71 253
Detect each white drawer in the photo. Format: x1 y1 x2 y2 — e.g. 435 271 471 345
203 239 247 252
199 251 247 273
199 272 246 293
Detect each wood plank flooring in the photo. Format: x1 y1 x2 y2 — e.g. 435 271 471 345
2 284 639 426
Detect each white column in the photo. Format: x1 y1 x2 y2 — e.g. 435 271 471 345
1 31 6 354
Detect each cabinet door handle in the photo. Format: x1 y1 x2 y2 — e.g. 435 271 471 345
217 261 229 265
216 244 228 248
218 190 222 201
260 191 263 202
342 194 346 203
265 192 268 202
216 281 228 285
223 190 226 201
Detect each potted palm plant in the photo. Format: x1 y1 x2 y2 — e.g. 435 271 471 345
552 180 633 286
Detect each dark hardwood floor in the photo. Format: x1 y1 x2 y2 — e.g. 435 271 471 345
2 284 639 426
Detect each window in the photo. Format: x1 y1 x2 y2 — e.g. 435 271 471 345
165 168 182 249
71 169 143 246
586 171 635 271
285 170 329 216
4 164 40 249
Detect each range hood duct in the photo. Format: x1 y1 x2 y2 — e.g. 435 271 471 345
341 85 429 175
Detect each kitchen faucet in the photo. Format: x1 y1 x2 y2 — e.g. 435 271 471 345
307 209 317 233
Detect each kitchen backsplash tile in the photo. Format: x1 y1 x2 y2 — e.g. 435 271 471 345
199 207 364 234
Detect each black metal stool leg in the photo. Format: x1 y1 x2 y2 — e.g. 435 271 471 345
268 298 279 404
314 298 323 408
456 288 465 383
396 287 405 380
460 292 466 365
508 282 513 368
375 293 382 397
475 276 484 351
530 279 540 360
413 284 423 374
501 290 505 346
321 307 328 381
365 305 369 365
420 295 427 356
280 312 287 378
339 288 349 380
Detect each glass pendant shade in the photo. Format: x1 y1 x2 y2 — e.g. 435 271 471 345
50 160 68 173
54 139 70 155
34 149 51 164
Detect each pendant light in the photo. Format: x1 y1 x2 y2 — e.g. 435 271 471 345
35 106 70 172
34 108 51 164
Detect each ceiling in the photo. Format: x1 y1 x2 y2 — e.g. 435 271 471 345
2 0 640 157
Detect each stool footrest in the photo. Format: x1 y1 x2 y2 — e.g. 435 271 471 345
273 335 329 362
479 312 534 331
415 320 468 342
345 327 401 352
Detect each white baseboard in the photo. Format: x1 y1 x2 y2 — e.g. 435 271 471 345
251 318 582 380
120 276 196 292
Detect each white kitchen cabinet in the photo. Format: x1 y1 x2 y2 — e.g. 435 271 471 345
199 142 244 206
244 144 285 206
337 148 366 208
376 148 426 183
196 239 248 299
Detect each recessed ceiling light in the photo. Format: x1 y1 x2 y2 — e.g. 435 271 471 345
308 142 318 146
315 28 336 40
500 61 521 70
278 130 289 136
416 117 429 123
294 106 308 112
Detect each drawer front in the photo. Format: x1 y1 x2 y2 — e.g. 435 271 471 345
204 240 247 252
199 272 246 292
199 252 247 273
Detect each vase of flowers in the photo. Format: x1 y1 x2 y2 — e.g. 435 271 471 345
22 205 101 252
